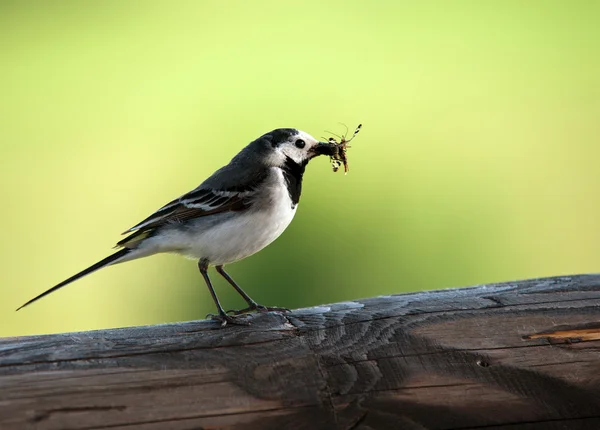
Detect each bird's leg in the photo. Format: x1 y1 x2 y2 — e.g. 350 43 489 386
215 265 290 315
198 260 248 326
215 265 261 311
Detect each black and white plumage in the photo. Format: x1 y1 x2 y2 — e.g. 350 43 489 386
18 128 337 325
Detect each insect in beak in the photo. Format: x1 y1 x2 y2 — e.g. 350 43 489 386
326 124 362 174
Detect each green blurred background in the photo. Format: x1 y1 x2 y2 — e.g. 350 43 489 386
1 1 599 337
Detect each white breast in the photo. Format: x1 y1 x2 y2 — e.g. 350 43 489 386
145 168 298 266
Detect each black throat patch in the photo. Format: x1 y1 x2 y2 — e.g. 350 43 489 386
280 156 307 207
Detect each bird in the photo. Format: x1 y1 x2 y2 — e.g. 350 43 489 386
17 128 338 325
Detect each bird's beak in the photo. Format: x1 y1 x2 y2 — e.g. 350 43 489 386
309 141 336 158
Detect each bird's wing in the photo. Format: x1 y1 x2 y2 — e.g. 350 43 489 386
117 163 269 247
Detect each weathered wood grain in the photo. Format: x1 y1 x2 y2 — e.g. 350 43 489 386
1 274 600 430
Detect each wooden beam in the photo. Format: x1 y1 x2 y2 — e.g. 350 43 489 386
2 275 600 429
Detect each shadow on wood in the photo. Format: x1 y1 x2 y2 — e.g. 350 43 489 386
1 275 600 429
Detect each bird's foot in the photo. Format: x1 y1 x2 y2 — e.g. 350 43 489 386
226 304 290 316
206 312 251 327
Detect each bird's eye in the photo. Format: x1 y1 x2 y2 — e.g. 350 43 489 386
295 139 306 149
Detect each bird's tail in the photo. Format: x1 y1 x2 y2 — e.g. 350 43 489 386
16 248 132 311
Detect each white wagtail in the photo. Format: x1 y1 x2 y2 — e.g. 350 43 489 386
18 128 338 325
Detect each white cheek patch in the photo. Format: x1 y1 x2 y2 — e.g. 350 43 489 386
280 146 306 165
281 130 321 164
265 149 287 166
265 130 320 166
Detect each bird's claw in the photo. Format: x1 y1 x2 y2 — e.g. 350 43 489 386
226 304 291 316
206 312 251 327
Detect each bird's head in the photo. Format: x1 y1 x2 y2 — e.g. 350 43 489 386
248 128 335 168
